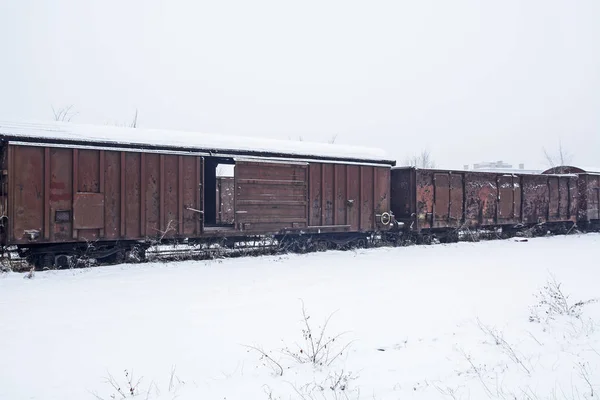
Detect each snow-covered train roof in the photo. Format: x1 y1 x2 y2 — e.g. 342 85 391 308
0 120 395 166
542 166 600 175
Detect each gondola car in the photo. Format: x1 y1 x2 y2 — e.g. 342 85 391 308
0 120 397 268
390 166 580 242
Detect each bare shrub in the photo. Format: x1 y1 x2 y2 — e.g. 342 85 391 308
244 344 284 377
90 367 185 400
281 301 354 368
476 319 531 375
529 274 597 323
245 302 354 378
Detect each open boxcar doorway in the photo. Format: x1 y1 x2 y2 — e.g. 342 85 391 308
203 157 235 230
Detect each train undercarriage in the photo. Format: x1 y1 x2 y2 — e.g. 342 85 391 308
1 219 598 272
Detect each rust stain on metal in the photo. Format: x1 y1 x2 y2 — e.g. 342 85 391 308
120 152 126 236
99 150 105 238
72 148 78 239
44 147 50 240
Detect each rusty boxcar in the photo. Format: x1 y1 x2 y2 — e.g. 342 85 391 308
390 167 578 241
0 120 397 268
543 166 600 230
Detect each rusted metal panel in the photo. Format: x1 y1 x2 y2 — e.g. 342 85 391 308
159 154 165 233
11 145 44 243
73 193 104 230
558 177 569 219
72 149 78 239
375 167 390 216
77 150 100 193
568 176 578 220
449 173 463 223
415 170 434 229
164 155 179 238
235 161 307 232
307 162 390 232
99 151 105 238
76 149 101 241
586 175 600 220
216 177 234 224
145 153 160 238
346 165 360 231
181 156 201 235
49 148 73 242
335 164 347 226
464 172 497 226
522 175 549 224
359 166 374 230
43 148 50 240
120 152 126 236
433 173 450 227
497 175 514 221
309 163 321 226
548 177 560 220
514 177 522 221
178 156 184 234
125 152 141 238
323 164 335 226
103 151 121 239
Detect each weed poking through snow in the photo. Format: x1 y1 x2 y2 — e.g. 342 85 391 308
246 300 355 376
529 274 597 323
281 300 354 368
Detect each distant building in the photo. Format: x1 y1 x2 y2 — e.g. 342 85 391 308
463 161 541 175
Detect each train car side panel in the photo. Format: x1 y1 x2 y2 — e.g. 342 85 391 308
359 166 374 231
334 164 347 226
10 145 45 244
346 165 360 231
522 175 549 224
235 161 308 232
375 166 391 224
307 163 389 232
464 172 497 226
124 152 142 238
103 151 121 239
415 170 434 230
449 173 464 223
586 174 600 221
49 148 73 242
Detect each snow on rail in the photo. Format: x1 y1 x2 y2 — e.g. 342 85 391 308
0 120 394 165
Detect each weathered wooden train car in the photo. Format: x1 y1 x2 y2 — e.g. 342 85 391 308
0 121 396 268
543 166 600 230
390 167 578 240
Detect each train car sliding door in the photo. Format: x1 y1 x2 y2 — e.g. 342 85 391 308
234 160 308 233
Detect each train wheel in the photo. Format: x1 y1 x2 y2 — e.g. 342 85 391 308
41 253 54 270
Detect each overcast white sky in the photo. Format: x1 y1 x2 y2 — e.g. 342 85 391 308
1 0 598 169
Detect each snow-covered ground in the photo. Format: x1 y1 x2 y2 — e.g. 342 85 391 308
1 234 599 400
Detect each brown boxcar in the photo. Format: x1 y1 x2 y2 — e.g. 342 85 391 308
543 166 600 229
391 167 577 236
0 120 396 267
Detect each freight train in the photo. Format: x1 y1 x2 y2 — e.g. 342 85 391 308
0 120 598 269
